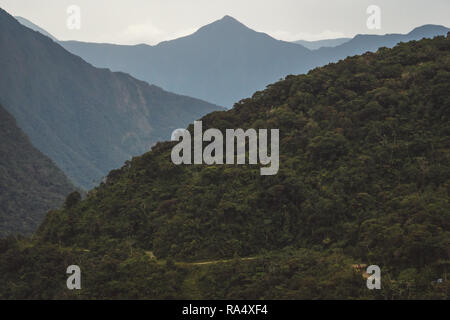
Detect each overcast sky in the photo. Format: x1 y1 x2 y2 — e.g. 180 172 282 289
1 0 449 45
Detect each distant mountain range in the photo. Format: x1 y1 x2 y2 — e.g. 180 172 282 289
15 15 351 51
59 16 312 108
293 37 351 50
313 24 450 63
0 102 75 237
17 15 448 108
0 9 222 189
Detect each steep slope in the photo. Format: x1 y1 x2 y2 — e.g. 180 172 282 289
0 8 221 189
59 17 448 108
14 16 57 41
0 103 75 237
39 34 450 259
0 36 448 299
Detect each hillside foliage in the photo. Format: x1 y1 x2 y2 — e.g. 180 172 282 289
0 104 75 237
1 36 449 299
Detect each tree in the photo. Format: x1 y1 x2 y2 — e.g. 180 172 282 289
64 191 81 209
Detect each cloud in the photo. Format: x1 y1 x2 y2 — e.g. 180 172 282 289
114 22 199 45
267 29 349 42
116 21 164 44
170 27 199 40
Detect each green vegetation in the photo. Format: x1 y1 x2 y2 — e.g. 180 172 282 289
1 36 449 299
0 104 75 237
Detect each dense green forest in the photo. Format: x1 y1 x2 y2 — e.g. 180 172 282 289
0 104 75 237
1 36 449 299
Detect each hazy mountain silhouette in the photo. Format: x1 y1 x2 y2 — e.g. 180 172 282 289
0 102 75 237
17 15 449 108
313 24 450 65
0 9 221 189
293 37 351 50
59 17 449 107
60 16 313 108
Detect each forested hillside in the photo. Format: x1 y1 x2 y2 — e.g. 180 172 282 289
0 103 75 237
1 36 449 299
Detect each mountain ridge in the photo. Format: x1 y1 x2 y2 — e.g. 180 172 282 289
55 16 449 107
0 102 75 237
58 17 313 107
293 37 351 50
14 16 57 41
0 8 222 189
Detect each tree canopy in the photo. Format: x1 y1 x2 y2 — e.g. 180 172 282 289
1 36 449 299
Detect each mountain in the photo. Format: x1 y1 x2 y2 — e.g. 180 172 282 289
314 25 450 65
15 16 57 41
293 37 351 50
58 17 449 108
0 8 222 189
60 15 313 108
0 102 75 237
1 35 448 299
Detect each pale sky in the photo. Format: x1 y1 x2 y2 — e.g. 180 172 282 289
0 0 449 45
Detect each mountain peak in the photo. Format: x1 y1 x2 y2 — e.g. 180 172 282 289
220 15 239 22
408 24 449 37
195 15 251 35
